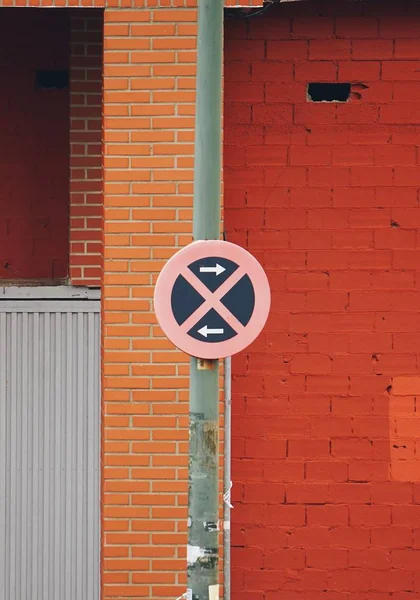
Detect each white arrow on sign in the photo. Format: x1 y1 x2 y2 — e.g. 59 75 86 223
198 325 224 338
199 264 226 276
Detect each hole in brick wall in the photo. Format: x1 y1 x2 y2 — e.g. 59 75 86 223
36 70 69 90
307 83 351 103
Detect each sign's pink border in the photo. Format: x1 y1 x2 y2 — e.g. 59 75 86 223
153 240 271 359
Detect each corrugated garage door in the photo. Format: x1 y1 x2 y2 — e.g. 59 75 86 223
0 289 100 600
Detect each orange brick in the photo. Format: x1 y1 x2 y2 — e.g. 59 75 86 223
392 377 420 395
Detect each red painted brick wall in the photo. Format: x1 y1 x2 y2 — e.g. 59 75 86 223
225 2 420 598
0 10 69 280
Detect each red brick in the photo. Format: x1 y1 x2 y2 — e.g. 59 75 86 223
392 549 420 570
251 60 293 82
306 376 349 395
332 355 373 376
393 377 420 396
309 39 351 60
331 530 371 553
308 208 349 230
332 230 373 248
371 526 413 548
246 145 287 167
290 146 331 166
379 17 420 38
247 18 291 41
339 61 380 81
288 439 331 458
295 103 337 125
263 460 305 483
350 505 391 526
290 188 332 208
308 168 351 188
370 570 413 593
305 461 349 482
336 104 379 125
295 61 337 82
328 484 372 504
352 39 393 60
374 353 417 375
307 505 349 526
381 103 420 125
288 394 331 414
306 292 348 312
393 82 420 101
372 482 413 504
307 127 349 147
265 504 305 526
330 271 371 290
287 272 329 290
265 81 307 103
286 483 329 504
267 40 308 60
333 146 374 166
383 61 420 81
306 549 348 569
245 483 285 504
349 333 392 353
375 229 416 249
245 439 287 459
311 416 353 438
349 251 392 269
264 548 305 570
349 549 391 570
336 17 378 38
350 167 393 187
307 333 350 353
329 569 371 592
292 15 334 37
349 461 389 482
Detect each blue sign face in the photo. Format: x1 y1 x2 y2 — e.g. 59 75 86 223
170 256 255 343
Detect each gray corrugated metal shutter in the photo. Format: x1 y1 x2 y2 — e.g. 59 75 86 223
0 292 100 600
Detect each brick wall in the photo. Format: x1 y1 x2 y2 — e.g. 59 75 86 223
70 10 103 286
225 2 420 598
101 7 197 599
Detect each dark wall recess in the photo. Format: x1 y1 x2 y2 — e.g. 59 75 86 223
308 83 351 102
36 70 69 90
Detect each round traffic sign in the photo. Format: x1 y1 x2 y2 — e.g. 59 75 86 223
153 240 271 359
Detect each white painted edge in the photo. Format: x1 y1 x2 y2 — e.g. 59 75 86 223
0 286 101 300
0 301 100 313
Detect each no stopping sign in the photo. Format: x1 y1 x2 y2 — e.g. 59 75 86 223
153 240 271 359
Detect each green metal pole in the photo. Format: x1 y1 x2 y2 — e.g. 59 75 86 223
192 0 223 242
188 1 223 599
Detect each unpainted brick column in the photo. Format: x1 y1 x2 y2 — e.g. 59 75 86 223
102 7 197 599
70 10 104 286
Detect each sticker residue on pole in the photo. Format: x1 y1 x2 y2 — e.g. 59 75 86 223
187 544 206 566
209 584 220 600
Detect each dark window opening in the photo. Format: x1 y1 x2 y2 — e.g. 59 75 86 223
36 69 69 90
0 10 70 281
307 83 351 103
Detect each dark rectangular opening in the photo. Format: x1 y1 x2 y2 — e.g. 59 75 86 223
307 83 351 103
36 69 69 90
